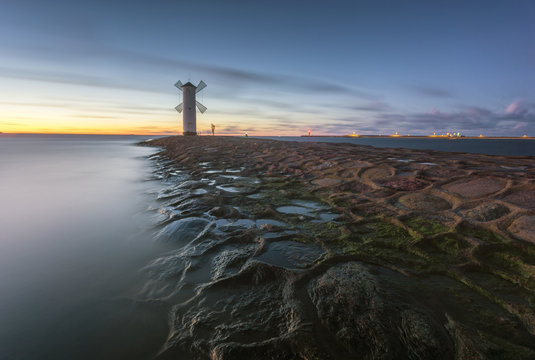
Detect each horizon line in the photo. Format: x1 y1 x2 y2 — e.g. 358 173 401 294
1 132 533 139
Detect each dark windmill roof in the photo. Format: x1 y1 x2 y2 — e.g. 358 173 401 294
182 82 196 87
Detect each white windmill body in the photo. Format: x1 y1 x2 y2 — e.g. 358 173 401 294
174 80 207 136
182 83 196 134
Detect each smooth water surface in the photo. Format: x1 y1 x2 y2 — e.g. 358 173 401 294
0 135 163 360
260 136 535 156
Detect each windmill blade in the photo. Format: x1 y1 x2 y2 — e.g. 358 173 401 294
175 103 183 113
196 101 207 114
196 80 207 93
174 80 183 90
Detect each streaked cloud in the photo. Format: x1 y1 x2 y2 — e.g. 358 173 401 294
0 66 166 94
2 35 378 100
73 114 122 119
348 101 391 112
372 104 535 135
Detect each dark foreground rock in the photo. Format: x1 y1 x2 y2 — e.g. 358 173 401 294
140 137 535 359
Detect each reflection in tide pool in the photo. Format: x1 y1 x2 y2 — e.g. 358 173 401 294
0 135 165 360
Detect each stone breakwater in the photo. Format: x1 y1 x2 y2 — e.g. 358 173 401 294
143 136 535 359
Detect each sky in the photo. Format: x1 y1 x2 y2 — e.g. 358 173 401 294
0 0 534 136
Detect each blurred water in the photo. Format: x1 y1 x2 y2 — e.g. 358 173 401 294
260 136 535 156
0 135 165 360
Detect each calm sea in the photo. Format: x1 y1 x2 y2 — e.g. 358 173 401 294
261 136 535 156
0 134 165 360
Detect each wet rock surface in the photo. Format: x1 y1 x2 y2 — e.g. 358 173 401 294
443 177 507 198
154 217 212 243
398 193 451 212
459 202 510 222
139 137 535 359
501 187 535 210
508 216 535 244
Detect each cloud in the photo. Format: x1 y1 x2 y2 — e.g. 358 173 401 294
3 38 378 100
73 114 122 119
505 99 529 115
92 46 377 98
132 127 177 135
364 102 535 135
0 122 22 126
348 101 391 112
210 92 303 111
513 122 528 130
0 100 174 118
3 39 532 136
412 86 452 97
0 66 167 94
321 99 535 136
217 125 253 134
139 55 377 99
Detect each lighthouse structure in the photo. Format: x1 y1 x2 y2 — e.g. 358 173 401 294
174 80 207 136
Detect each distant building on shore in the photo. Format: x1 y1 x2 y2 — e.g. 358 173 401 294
174 80 207 136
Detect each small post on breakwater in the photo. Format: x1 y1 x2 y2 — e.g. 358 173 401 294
174 80 207 136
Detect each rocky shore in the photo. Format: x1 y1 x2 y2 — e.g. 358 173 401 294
143 136 535 359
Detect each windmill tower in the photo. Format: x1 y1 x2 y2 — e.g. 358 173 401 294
174 80 207 136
